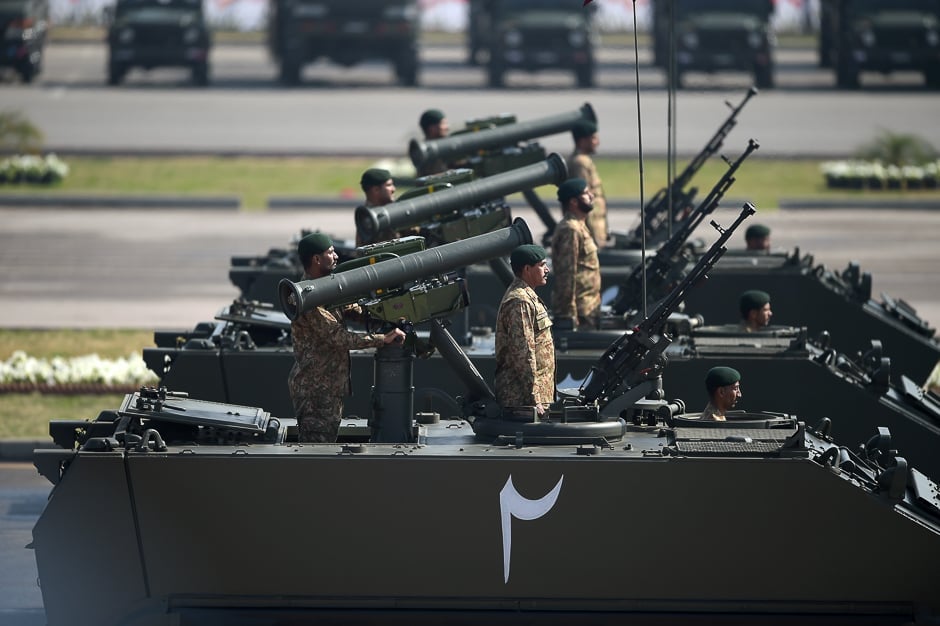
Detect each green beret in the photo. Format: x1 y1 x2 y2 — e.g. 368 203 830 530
298 232 333 258
739 289 771 317
746 224 771 239
705 366 741 393
572 119 597 139
360 168 391 190
557 177 588 203
419 109 445 130
510 244 547 270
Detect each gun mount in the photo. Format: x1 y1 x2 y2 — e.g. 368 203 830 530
355 153 567 247
611 140 760 316
409 103 595 174
611 86 758 250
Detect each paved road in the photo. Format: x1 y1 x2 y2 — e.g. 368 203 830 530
1 204 938 331
0 462 48 626
2 43 939 158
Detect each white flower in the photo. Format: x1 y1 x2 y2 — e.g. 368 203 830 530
0 351 159 386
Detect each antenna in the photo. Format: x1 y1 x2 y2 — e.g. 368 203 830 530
631 0 647 321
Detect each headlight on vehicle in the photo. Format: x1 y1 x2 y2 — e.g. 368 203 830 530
384 5 417 20
119 27 134 44
504 29 522 47
927 29 939 47
747 31 763 48
680 31 698 49
568 30 586 47
184 28 200 44
292 3 327 18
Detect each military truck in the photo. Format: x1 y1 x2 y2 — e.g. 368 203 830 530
0 0 48 83
267 0 420 86
652 0 776 89
104 0 211 86
482 0 597 88
820 0 940 89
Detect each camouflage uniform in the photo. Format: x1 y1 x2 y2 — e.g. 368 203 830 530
699 401 726 421
494 278 556 407
550 214 601 329
568 150 607 247
289 303 385 443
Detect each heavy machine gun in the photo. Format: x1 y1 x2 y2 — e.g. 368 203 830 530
612 86 758 250
610 139 760 316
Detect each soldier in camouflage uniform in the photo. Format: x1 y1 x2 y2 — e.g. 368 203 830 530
700 366 742 422
416 108 451 176
288 232 406 443
495 244 555 416
738 289 773 333
550 178 601 331
355 168 398 246
568 119 607 248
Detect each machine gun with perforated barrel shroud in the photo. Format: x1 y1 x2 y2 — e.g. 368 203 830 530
610 138 759 317
610 86 758 251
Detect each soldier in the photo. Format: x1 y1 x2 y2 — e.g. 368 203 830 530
416 108 452 176
355 168 397 246
494 244 555 416
745 223 772 251
288 232 405 443
739 289 773 332
700 366 742 422
550 177 601 331
568 119 607 248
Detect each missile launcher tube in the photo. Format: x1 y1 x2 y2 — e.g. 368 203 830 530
409 103 596 169
279 218 534 320
356 153 568 242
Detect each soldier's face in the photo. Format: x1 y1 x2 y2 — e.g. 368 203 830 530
522 260 549 288
747 236 770 251
716 382 742 411
316 247 338 273
577 188 594 213
578 133 599 154
751 303 772 327
378 179 396 204
427 120 448 139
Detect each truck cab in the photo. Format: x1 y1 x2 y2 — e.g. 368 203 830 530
484 0 597 88
821 0 940 89
0 0 48 83
105 0 211 86
267 0 420 86
652 0 775 89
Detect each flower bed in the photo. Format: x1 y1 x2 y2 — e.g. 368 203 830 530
0 154 70 185
821 160 940 191
0 350 158 394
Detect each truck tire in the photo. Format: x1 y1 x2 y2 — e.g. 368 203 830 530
279 59 301 86
487 62 504 88
192 62 209 87
576 62 595 88
836 59 859 89
924 66 940 90
108 62 125 86
395 53 418 87
754 62 774 89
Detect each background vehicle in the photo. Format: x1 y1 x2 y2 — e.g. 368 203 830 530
652 0 776 89
104 0 211 86
820 0 940 89
483 0 597 88
267 0 420 86
0 0 48 83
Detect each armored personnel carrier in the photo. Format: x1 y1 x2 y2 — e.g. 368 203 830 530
652 0 776 89
266 0 420 86
820 0 940 89
35 212 940 626
104 0 211 86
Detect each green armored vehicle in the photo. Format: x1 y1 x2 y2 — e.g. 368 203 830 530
482 0 597 88
652 0 775 89
820 0 940 89
267 0 420 86
0 0 48 83
104 0 210 86
35 215 940 625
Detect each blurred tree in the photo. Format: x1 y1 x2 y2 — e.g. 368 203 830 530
855 129 937 166
0 111 44 153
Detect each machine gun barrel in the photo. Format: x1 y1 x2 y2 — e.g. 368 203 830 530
580 203 756 406
279 218 533 320
409 103 596 170
636 87 758 242
611 139 759 315
356 153 567 243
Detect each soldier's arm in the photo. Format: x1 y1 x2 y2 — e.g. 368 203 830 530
313 307 385 351
550 227 579 323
